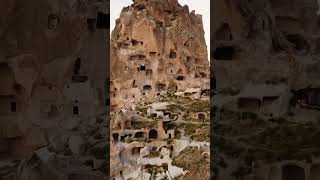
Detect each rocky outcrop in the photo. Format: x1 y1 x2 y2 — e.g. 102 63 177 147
212 0 320 180
0 0 109 179
110 0 210 179
110 0 209 111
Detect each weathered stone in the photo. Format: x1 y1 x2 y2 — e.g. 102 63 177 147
68 135 85 155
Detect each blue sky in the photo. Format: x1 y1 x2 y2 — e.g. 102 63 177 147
110 0 210 59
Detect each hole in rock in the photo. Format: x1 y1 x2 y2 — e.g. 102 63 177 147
282 164 305 180
149 129 158 139
96 12 109 29
143 85 152 91
214 46 235 60
87 18 96 32
238 98 261 111
73 106 79 115
176 76 184 81
169 50 177 59
135 132 144 138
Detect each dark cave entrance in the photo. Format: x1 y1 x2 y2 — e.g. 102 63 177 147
96 12 109 29
282 164 305 180
286 34 309 51
169 50 177 59
113 133 119 142
214 46 235 60
135 132 144 138
149 129 158 139
176 76 185 81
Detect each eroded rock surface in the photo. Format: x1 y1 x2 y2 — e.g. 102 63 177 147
110 0 210 179
212 0 320 180
0 0 109 179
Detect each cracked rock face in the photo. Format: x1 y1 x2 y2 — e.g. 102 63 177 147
110 0 210 179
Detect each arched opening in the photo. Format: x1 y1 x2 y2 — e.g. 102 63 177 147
282 164 305 180
87 18 96 32
286 34 309 51
176 76 185 81
74 57 81 75
211 77 216 90
169 133 172 139
135 132 144 138
132 39 139 46
140 64 146 71
214 46 235 60
169 50 177 59
113 133 119 142
132 80 136 87
96 12 109 29
48 14 60 30
198 113 206 120
143 85 152 91
149 129 158 139
73 106 79 115
11 102 16 112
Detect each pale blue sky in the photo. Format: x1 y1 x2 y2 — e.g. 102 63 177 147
110 0 210 59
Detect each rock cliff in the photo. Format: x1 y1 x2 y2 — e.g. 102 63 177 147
212 0 320 180
110 0 210 179
110 0 209 111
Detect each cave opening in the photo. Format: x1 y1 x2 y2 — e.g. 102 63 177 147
73 106 79 115
48 14 59 30
135 132 144 138
113 133 119 142
238 98 261 111
176 76 185 81
149 129 158 139
143 85 152 91
286 34 309 51
11 102 16 113
214 46 235 60
96 12 109 29
132 39 139 46
140 65 146 71
74 57 81 75
282 164 305 180
169 50 177 59
87 18 96 32
198 113 206 120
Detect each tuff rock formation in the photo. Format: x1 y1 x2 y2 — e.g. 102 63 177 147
110 0 210 179
0 0 109 179
212 0 320 180
110 0 210 111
